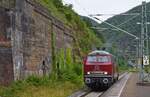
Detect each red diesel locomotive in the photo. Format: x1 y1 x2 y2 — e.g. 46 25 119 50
83 50 119 89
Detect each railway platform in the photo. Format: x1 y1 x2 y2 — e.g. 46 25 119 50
69 73 150 97
120 73 150 97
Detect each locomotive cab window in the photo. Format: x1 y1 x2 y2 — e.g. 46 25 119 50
87 55 110 63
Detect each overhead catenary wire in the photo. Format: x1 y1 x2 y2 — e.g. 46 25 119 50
91 14 140 32
90 16 139 39
71 0 139 39
117 14 140 27
92 13 140 16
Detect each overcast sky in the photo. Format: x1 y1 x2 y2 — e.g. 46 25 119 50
63 0 150 21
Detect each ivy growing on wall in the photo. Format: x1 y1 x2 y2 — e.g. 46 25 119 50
37 0 104 79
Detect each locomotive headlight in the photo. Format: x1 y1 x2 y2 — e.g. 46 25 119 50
85 78 91 84
104 72 108 75
87 72 90 74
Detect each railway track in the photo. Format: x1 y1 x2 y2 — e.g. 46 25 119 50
69 72 128 97
81 91 104 97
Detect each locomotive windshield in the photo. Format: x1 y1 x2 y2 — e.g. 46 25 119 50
87 55 110 63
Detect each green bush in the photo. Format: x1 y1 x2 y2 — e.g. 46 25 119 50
26 76 45 86
72 64 82 76
117 57 129 72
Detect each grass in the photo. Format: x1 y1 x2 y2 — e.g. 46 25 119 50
0 76 83 97
16 81 81 97
0 86 5 94
128 67 139 72
119 65 129 72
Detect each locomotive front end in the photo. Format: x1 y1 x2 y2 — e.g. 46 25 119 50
83 51 118 89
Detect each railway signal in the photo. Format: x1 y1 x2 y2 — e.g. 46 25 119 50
143 55 149 65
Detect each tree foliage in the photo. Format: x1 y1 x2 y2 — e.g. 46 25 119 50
37 0 104 79
38 0 103 55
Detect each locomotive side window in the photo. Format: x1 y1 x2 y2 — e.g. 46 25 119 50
87 55 110 63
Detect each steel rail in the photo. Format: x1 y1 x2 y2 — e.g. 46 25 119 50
69 72 128 97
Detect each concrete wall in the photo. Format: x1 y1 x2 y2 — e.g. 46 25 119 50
0 0 15 9
0 8 13 85
0 0 74 85
22 1 52 76
0 48 13 85
20 0 74 77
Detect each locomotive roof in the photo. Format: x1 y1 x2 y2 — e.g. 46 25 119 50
88 50 111 55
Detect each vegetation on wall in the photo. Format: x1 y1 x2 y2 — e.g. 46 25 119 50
37 0 104 79
0 0 104 97
38 0 103 55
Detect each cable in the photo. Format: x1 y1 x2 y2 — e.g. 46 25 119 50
71 0 139 39
91 14 140 32
93 13 140 16
117 14 140 27
90 16 139 39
